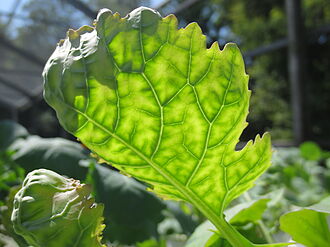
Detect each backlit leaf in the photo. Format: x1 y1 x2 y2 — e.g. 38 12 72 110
43 7 271 242
280 196 330 247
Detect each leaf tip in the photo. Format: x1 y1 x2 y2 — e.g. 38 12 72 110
96 8 113 23
261 132 271 144
126 6 162 28
253 132 272 151
210 41 220 51
222 42 240 53
67 26 94 42
164 14 178 26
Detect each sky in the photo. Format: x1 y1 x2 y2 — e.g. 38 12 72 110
0 0 164 23
0 0 163 12
0 0 26 14
0 0 15 11
0 0 164 37
0 0 27 31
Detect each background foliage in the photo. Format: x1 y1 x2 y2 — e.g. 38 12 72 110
0 120 329 246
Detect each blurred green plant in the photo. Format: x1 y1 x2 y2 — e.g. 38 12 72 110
11 169 105 247
0 121 28 207
91 164 166 244
0 122 329 246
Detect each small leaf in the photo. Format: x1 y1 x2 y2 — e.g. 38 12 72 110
206 233 231 247
299 141 322 161
280 196 330 247
185 221 216 247
225 199 270 225
43 6 271 244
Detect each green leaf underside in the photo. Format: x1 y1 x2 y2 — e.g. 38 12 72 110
280 196 330 247
43 6 271 223
280 209 330 247
225 199 270 225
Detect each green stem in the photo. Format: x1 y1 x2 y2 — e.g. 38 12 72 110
181 189 254 246
213 217 254 247
257 219 274 244
243 193 274 244
180 189 254 246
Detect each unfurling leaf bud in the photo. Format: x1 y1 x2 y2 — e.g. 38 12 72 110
11 169 105 247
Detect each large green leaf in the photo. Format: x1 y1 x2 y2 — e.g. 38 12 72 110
280 196 330 247
92 164 165 244
11 136 89 180
43 7 271 244
0 120 28 152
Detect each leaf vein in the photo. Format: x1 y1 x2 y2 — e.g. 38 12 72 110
228 145 267 192
145 22 170 63
192 46 216 86
185 48 237 187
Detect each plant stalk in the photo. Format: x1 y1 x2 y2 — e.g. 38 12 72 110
214 217 254 247
257 219 275 244
182 189 254 246
243 192 274 244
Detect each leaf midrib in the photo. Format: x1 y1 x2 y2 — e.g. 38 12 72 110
55 91 226 230
58 16 247 233
68 38 237 226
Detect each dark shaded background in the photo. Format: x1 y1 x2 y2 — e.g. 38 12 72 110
0 0 329 147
